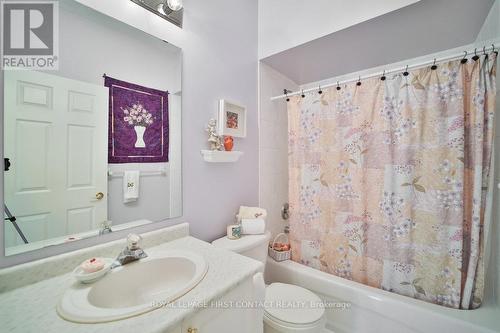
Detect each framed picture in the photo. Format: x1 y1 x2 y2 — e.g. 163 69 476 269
218 99 246 138
105 75 169 163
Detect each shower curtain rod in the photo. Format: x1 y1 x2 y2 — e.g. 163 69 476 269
270 44 497 101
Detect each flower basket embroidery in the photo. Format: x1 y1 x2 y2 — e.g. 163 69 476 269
105 76 169 163
121 102 154 148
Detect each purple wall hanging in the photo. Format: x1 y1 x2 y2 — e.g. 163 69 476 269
104 75 169 163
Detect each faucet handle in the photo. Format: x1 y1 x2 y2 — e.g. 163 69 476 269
127 233 142 250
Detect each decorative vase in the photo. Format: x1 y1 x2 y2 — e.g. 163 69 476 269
224 136 234 151
134 125 146 148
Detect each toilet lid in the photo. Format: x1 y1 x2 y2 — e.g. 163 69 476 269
211 231 270 253
264 283 325 325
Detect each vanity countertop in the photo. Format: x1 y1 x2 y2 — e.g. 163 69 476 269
0 236 263 333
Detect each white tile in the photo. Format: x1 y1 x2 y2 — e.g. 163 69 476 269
260 120 277 148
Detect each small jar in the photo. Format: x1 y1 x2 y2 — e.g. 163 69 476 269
227 224 241 239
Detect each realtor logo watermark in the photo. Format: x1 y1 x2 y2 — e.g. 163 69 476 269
1 0 59 69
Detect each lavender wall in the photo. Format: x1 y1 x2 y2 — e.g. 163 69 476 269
0 0 258 268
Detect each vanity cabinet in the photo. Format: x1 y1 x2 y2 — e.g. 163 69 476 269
178 274 263 333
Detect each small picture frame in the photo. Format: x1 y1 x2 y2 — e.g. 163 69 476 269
218 99 246 138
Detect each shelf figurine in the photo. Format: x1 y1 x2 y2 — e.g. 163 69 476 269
206 118 223 151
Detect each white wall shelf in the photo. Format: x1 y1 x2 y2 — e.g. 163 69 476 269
201 150 243 163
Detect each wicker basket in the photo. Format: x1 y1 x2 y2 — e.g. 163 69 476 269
268 233 291 262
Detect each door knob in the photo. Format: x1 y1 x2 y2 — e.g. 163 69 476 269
95 192 104 200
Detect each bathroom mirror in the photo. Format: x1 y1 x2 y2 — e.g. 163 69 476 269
2 0 182 255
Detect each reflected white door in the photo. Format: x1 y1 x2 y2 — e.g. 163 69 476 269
4 70 108 247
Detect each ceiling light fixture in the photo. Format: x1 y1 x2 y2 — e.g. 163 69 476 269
131 0 183 27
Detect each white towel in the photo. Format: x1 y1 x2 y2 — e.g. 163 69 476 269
123 170 140 203
238 206 268 222
241 218 266 235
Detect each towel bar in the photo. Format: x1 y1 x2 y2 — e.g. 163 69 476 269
107 168 166 178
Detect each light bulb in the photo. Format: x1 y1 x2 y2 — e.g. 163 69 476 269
157 3 168 15
167 0 183 11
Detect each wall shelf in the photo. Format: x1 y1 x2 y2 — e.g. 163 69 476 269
201 150 243 163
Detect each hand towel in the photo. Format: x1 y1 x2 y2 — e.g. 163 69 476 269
123 170 140 203
241 218 266 235
238 206 267 221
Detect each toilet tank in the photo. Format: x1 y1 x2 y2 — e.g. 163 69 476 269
212 231 271 267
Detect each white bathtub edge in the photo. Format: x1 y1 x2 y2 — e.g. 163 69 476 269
265 258 500 333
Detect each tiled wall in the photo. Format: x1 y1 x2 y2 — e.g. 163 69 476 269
258 63 298 239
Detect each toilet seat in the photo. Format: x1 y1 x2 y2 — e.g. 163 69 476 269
264 283 325 328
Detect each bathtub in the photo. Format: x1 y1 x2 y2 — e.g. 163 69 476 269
264 258 500 333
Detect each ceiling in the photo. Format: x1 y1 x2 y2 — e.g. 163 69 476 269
258 0 420 59
261 0 496 85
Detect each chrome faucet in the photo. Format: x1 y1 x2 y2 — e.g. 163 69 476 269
98 221 113 236
112 233 148 268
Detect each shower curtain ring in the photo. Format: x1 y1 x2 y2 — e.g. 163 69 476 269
493 44 498 55
318 85 322 94
301 89 305 98
356 76 362 86
336 81 341 91
380 70 386 81
284 88 290 102
473 48 479 61
483 46 489 58
461 51 468 64
403 65 409 76
431 58 437 70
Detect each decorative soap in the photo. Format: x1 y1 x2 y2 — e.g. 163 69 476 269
80 257 105 273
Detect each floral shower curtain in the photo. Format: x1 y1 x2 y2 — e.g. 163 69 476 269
287 54 497 309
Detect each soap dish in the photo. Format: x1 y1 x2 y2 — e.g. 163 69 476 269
73 258 114 284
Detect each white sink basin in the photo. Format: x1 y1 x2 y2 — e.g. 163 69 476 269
57 250 208 323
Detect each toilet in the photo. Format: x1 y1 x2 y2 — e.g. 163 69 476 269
211 231 272 272
212 232 326 333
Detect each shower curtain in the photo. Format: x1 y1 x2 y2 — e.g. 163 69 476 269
287 54 497 309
